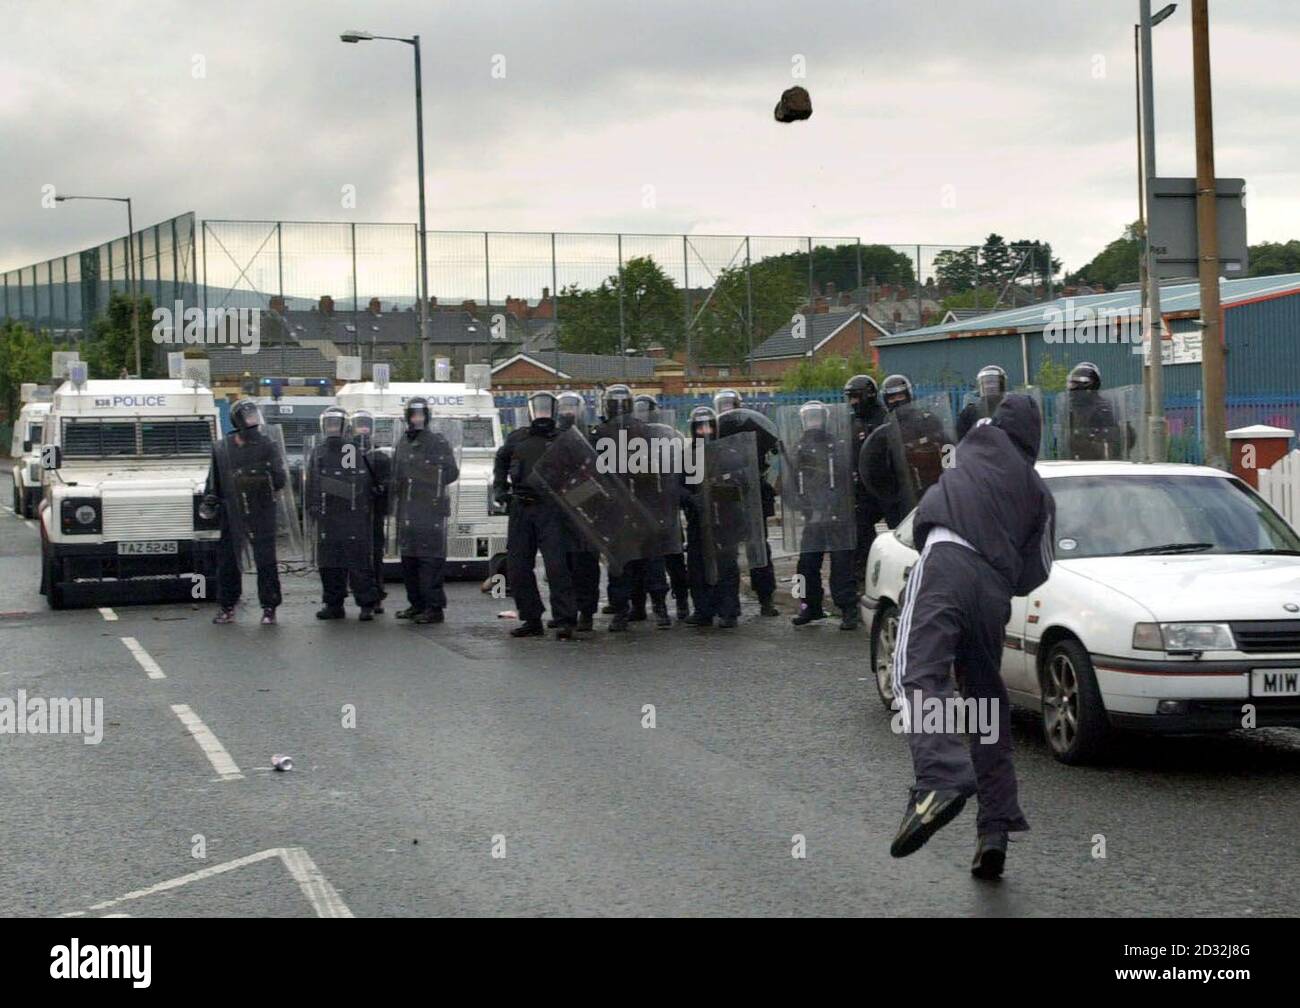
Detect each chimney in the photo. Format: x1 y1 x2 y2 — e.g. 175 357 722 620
368 297 382 315
319 295 334 316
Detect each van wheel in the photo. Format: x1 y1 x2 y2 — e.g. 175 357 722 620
1040 637 1108 765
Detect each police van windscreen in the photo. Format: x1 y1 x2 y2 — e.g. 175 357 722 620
372 416 494 448
62 418 215 458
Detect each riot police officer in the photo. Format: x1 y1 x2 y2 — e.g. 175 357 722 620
594 385 670 631
494 391 577 640
206 398 290 625
859 374 953 528
392 396 460 624
630 393 690 623
956 364 1008 442
713 388 779 617
348 409 391 614
682 406 743 628
843 373 889 619
305 406 379 620
1062 361 1123 460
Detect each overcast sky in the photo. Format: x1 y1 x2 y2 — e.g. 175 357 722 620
3 0 1298 282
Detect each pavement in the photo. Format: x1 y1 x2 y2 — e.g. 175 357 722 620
2 478 1300 917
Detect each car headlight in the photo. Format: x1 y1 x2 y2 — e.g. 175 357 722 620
1133 622 1236 652
60 497 101 534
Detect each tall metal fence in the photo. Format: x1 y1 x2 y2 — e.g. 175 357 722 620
1 212 198 338
3 215 999 374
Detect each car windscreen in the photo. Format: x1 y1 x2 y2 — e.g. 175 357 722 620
461 416 495 448
1048 474 1300 559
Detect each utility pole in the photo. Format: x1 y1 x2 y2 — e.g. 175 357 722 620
1140 0 1167 462
1134 24 1151 445
1192 0 1226 469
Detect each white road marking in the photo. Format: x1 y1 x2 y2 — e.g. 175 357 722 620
170 703 243 780
61 847 352 918
99 607 118 622
24 520 36 531
280 847 355 918
120 636 164 679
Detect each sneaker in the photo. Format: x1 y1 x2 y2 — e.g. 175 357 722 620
716 616 738 628
791 607 827 626
359 607 375 622
839 612 861 631
577 612 594 632
889 789 968 859
510 620 545 638
608 614 628 632
212 607 236 625
260 608 277 625
971 831 1009 880
395 606 420 620
758 598 779 617
316 606 346 620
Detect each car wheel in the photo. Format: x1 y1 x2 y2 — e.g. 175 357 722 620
870 602 899 712
42 544 65 609
1041 637 1108 765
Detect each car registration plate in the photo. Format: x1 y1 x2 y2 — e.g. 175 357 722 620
1251 668 1300 697
117 541 179 556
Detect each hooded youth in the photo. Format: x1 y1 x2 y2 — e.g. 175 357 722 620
913 393 1055 596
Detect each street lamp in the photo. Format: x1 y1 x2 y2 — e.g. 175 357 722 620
55 193 140 376
1135 1 1177 462
340 28 432 382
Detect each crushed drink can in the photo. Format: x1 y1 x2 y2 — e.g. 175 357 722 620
271 753 293 772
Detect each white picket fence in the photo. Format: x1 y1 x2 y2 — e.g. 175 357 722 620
1259 450 1300 530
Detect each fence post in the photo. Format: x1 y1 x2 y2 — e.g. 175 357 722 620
552 231 559 379
683 236 691 381
617 232 626 380
745 236 754 377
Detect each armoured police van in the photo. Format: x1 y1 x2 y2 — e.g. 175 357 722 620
38 378 221 608
9 390 52 518
334 381 507 579
255 395 338 510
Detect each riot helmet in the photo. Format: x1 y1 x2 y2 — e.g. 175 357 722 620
976 364 1007 399
713 388 741 414
319 406 348 439
1068 361 1102 392
230 399 263 432
527 391 558 430
689 405 718 440
880 374 914 411
843 374 878 418
555 391 586 430
603 384 634 419
799 399 829 433
404 396 431 434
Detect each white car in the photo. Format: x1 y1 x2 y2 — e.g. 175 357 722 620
863 461 1300 764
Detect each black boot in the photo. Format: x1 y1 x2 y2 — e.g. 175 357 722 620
840 611 861 631
716 615 738 628
359 607 375 622
628 607 647 623
555 625 574 641
511 620 545 638
684 613 712 627
971 832 1009 880
395 606 420 620
652 597 671 629
609 614 629 632
791 606 827 626
758 596 779 617
316 605 346 620
577 612 594 632
675 599 690 620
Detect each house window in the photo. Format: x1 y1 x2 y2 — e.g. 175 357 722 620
718 368 730 378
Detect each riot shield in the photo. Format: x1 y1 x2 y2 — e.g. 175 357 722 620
717 406 781 461
528 425 658 575
301 435 374 572
213 422 302 572
956 391 1006 442
634 420 686 556
860 397 955 523
777 404 857 555
699 431 768 584
388 418 462 559
1054 385 1142 461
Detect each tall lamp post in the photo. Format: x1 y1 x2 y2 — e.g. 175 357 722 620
1137 2 1177 462
341 29 432 382
55 193 140 376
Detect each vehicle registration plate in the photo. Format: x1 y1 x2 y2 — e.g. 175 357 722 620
117 541 179 556
1251 668 1300 697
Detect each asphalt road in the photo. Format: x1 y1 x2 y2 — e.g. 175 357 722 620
2 485 1299 917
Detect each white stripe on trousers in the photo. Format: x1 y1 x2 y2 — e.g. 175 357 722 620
891 537 936 725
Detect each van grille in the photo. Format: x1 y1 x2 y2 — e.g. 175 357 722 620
103 495 194 539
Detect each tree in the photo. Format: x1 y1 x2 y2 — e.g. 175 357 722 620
979 234 1014 288
84 291 158 378
934 248 979 292
557 256 683 356
0 320 55 424
778 353 880 393
1248 239 1300 277
1067 222 1143 291
1034 354 1070 393
692 257 805 366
